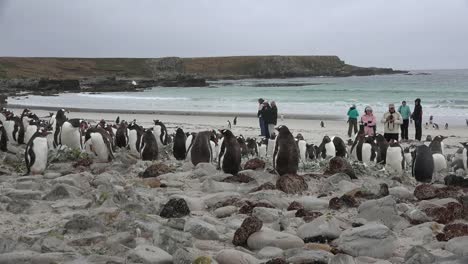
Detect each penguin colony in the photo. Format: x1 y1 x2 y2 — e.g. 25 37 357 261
1 107 467 182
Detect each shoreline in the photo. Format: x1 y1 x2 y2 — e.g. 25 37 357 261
6 103 345 121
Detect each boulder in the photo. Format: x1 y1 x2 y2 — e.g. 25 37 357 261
232 216 263 246
297 215 342 242
287 201 304 211
404 246 436 264
258 246 284 259
418 198 463 224
357 196 408 230
436 223 468 241
42 185 71 201
128 244 172 264
446 236 468 257
142 163 173 178
160 198 190 218
285 249 333 264
336 223 397 259
250 182 277 193
63 214 104 234
215 249 258 264
325 157 356 179
389 186 415 201
214 206 237 218
252 207 281 223
184 219 219 240
413 184 463 200
247 229 304 250
223 174 255 183
276 174 308 194
329 254 356 264
244 158 266 170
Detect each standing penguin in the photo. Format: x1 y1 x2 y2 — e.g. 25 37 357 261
25 128 51 175
218 129 241 175
445 123 448 130
306 144 318 160
432 153 447 182
375 134 388 165
320 121 325 128
59 119 86 150
257 138 268 159
403 146 413 168
53 109 68 148
210 130 220 161
273 125 299 176
237 135 248 157
351 134 376 165
385 140 405 174
115 120 129 148
190 131 214 166
0 121 8 152
333 137 347 157
297 137 307 162
428 135 447 155
233 116 238 126
185 132 197 160
412 145 434 183
84 127 115 162
24 119 43 143
318 136 336 159
128 121 144 155
152 120 169 148
246 138 258 157
173 127 187 160
266 135 277 158
140 129 159 161
461 142 468 171
227 120 232 130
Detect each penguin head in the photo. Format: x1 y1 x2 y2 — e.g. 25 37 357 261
219 129 234 138
275 125 290 135
176 127 185 135
460 142 468 148
246 138 256 148
322 135 331 144
38 127 52 137
426 135 432 142
296 133 304 141
433 135 447 142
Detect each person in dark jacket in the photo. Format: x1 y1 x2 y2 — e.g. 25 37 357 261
257 98 266 136
268 101 278 137
260 101 272 138
411 98 423 141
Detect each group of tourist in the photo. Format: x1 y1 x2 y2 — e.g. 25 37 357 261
257 98 278 138
347 98 423 142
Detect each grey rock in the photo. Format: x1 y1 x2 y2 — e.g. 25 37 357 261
252 207 281 223
358 196 408 230
0 237 17 254
297 215 342 241
6 189 42 200
41 237 75 253
329 254 356 264
160 198 190 218
42 185 71 201
247 229 304 250
215 249 258 264
173 247 203 264
285 249 333 264
184 218 220 240
404 246 436 264
166 218 186 231
51 198 92 210
6 199 31 214
214 206 237 218
257 246 283 259
67 232 106 246
63 214 105 234
446 236 468 257
128 244 173 264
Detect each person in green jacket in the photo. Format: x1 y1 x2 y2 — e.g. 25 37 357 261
347 104 359 137
398 100 411 140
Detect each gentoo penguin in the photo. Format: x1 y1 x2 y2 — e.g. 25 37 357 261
266 134 277 158
173 128 187 160
333 137 347 157
115 116 120 125
296 133 305 141
227 120 232 130
185 132 197 160
84 127 115 162
318 136 335 159
25 128 51 175
218 129 241 175
233 116 237 126
432 153 447 182
24 119 44 143
461 142 468 171
115 121 129 148
0 121 8 152
433 123 439 130
385 140 405 174
210 130 220 161
403 147 413 168
237 135 248 157
273 125 299 176
297 137 307 162
59 118 86 150
306 143 318 160
246 138 258 157
351 134 376 165
445 123 448 130
0 108 6 123
375 134 388 165
320 121 325 128
11 115 25 144
424 122 429 129
152 120 168 148
53 109 68 148
190 131 214 166
257 138 268 159
140 129 159 161
3 112 16 143
428 135 446 155
412 145 434 183
127 121 144 155
425 135 433 143
466 119 468 127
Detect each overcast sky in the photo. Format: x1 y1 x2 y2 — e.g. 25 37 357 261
1 0 468 70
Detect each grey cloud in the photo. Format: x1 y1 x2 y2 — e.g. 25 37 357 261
0 0 468 69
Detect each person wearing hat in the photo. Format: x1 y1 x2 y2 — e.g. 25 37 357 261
347 104 359 138
398 100 412 141
260 101 272 138
381 103 403 142
257 98 266 136
361 106 377 136
411 98 423 141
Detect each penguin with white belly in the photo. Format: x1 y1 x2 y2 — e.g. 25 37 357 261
246 138 258 157
11 115 25 144
140 129 159 161
218 129 241 175
115 121 129 148
152 120 169 148
412 145 434 183
351 134 376 165
173 128 187 160
318 136 336 159
266 134 277 158
403 147 413 168
460 142 468 171
297 138 307 162
185 132 197 160
237 135 248 157
190 131 214 166
3 112 16 143
59 118 86 150
25 128 51 175
432 152 447 182
273 125 299 176
24 119 44 143
127 121 144 155
0 121 8 152
306 143 318 160
211 130 220 161
375 134 389 165
385 140 405 174
257 138 268 159
84 127 115 162
53 109 68 148
429 135 447 155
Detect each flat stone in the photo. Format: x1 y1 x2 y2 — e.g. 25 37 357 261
446 236 468 257
297 215 342 241
252 207 281 223
285 249 334 264
42 185 71 201
329 254 356 264
63 214 104 234
358 196 408 230
215 249 259 264
67 232 106 246
258 246 284 259
51 198 92 209
6 189 42 200
184 218 220 240
247 229 305 250
404 245 436 264
214 205 237 218
128 244 173 264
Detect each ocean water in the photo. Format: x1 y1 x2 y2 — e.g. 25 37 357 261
8 69 468 125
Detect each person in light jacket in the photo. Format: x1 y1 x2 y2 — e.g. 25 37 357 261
361 106 377 136
381 103 403 142
347 104 359 137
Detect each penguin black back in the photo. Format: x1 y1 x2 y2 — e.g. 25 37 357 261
128 122 144 152
273 125 299 176
375 134 388 164
237 135 248 157
54 109 68 147
0 121 7 152
85 127 115 161
115 121 129 148
154 120 169 145
412 145 434 183
173 127 187 160
218 129 241 175
333 136 347 157
141 129 159 161
428 135 446 154
246 138 258 157
190 131 214 166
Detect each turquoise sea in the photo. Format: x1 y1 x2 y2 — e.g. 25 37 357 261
8 69 468 125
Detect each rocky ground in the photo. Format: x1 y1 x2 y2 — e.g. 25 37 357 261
0 141 467 264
